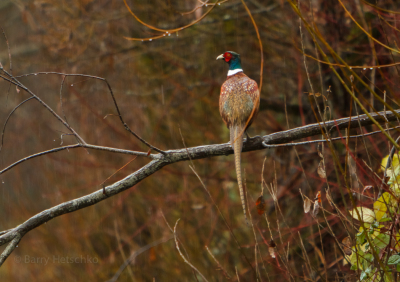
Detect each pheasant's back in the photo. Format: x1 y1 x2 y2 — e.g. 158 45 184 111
219 73 259 128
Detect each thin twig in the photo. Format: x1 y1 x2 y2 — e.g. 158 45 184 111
113 221 135 281
205 246 231 280
108 235 173 282
0 96 35 153
0 70 86 145
0 25 12 72
240 0 263 92
0 144 155 175
59 75 69 124
189 165 257 275
2 71 166 154
173 219 209 282
122 0 220 41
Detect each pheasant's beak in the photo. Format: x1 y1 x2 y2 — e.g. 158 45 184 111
216 54 224 60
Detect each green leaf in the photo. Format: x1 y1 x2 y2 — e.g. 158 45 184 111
364 268 381 282
350 250 364 269
360 266 372 281
350 207 375 223
378 217 391 223
397 264 400 272
363 254 373 270
388 254 400 265
350 252 358 266
372 233 390 249
360 270 367 281
364 254 374 262
351 264 358 270
356 231 366 245
356 230 365 236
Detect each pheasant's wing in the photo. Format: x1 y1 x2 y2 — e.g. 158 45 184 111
219 82 232 128
243 78 260 130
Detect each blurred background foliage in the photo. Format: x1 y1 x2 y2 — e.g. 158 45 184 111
0 0 399 281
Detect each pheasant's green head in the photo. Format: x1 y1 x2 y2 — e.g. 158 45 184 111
216 51 243 76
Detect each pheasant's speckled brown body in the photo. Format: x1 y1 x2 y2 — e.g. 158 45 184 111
219 68 260 224
219 72 259 130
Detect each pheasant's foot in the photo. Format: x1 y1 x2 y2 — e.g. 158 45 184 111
245 132 255 143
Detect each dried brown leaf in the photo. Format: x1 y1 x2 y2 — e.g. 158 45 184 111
268 239 276 258
312 201 320 217
342 237 352 255
317 160 326 179
268 247 276 258
303 198 312 213
256 195 266 215
362 185 373 193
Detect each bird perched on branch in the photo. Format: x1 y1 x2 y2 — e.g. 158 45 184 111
217 51 260 225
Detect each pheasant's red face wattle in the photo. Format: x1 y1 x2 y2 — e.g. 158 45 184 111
224 52 232 62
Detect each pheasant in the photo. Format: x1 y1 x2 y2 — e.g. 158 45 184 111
217 51 260 225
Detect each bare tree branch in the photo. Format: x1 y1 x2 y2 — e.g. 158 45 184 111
0 144 155 175
0 69 86 145
0 233 22 266
0 108 398 265
11 72 166 154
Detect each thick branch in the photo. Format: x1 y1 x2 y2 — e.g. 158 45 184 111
165 109 400 162
0 109 398 253
0 233 22 266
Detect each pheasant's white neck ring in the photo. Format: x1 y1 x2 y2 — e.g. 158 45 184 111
227 69 243 76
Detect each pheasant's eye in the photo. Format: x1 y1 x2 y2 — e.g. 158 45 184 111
224 52 232 62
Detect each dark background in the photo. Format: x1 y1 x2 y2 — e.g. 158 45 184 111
0 0 398 280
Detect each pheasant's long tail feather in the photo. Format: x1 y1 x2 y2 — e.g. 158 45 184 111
230 125 249 225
